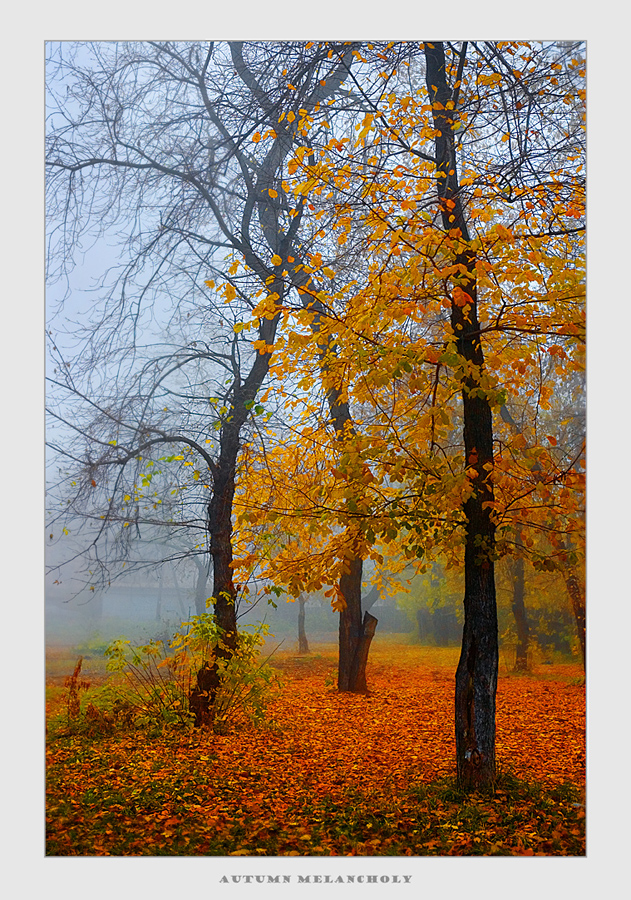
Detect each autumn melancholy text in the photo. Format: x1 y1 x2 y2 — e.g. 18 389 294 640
219 875 413 884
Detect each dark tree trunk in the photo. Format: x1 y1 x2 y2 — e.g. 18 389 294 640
564 568 585 670
298 594 310 654
207 424 240 653
350 612 378 690
192 288 284 724
425 42 499 790
511 552 530 671
338 557 364 690
337 560 379 692
189 658 220 728
284 283 375 690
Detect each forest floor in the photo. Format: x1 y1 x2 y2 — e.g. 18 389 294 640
45 639 585 857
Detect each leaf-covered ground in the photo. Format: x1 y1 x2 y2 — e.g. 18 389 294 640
46 642 585 856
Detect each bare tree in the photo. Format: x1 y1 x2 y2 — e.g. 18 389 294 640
46 41 360 719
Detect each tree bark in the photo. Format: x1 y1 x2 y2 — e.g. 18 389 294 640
425 42 499 789
298 594 310 654
207 419 241 653
350 612 378 691
337 557 364 690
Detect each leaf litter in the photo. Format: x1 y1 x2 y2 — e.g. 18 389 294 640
46 644 585 856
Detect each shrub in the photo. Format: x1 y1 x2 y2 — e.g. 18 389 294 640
105 614 281 733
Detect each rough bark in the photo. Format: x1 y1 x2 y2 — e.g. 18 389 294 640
298 595 310 654
425 41 499 789
207 420 241 652
349 612 378 691
189 658 220 727
337 557 364 691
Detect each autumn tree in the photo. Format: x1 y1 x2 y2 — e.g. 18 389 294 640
238 40 584 785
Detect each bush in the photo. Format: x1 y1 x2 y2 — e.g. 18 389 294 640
104 614 281 733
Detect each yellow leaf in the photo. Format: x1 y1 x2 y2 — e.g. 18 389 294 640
271 254 282 266
268 188 278 198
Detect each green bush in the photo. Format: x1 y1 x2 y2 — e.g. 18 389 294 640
104 614 281 733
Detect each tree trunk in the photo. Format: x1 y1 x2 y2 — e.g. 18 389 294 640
285 284 374 690
337 560 379 692
338 557 364 690
195 289 284 724
564 567 585 670
298 594 310 654
511 552 530 671
425 41 499 790
350 612 378 690
207 426 240 654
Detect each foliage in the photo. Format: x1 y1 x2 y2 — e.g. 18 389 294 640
46 643 584 856
103 615 281 733
218 40 586 626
